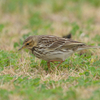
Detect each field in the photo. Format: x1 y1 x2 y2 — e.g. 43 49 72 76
0 0 100 100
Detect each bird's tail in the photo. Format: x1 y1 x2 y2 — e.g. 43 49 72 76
77 45 100 51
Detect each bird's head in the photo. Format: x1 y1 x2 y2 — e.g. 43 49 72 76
18 36 38 51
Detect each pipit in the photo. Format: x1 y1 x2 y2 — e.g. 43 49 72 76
18 35 100 68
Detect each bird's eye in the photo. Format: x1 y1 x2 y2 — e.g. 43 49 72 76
26 43 29 45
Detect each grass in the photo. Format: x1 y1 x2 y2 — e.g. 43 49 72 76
0 0 100 100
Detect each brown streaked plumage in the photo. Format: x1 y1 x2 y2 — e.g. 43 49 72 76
18 35 100 68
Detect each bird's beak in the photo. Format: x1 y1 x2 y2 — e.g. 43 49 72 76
18 45 25 51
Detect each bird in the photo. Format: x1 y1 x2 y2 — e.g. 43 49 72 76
62 33 72 39
18 35 100 69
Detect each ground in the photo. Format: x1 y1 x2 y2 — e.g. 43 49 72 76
0 0 100 100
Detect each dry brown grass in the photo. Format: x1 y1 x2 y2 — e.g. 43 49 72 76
0 1 100 100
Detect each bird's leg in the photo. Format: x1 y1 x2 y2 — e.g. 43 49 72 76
49 60 64 68
49 60 62 64
57 61 64 68
47 61 50 69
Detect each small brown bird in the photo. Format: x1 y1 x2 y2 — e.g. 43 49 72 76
18 35 100 68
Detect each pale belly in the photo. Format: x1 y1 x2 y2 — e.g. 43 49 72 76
33 49 74 61
44 50 73 61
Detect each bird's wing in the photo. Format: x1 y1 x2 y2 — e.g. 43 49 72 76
38 35 61 47
38 35 85 51
60 39 86 51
